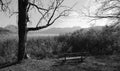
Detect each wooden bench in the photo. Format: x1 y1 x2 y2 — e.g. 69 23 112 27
56 52 89 65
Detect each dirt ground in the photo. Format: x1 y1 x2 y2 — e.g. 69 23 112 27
1 55 120 71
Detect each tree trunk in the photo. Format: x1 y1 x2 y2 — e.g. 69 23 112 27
18 0 28 63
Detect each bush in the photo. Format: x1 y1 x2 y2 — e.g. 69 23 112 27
0 39 18 64
1 25 120 63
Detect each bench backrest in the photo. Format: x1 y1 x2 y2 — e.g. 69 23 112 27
58 52 89 58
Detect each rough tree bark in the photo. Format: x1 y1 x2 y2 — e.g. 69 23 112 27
0 0 72 68
18 0 28 62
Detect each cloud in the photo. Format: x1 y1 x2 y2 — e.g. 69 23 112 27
54 11 90 28
69 11 80 17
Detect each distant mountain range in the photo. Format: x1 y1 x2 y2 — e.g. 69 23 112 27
5 25 18 33
29 27 81 34
0 25 104 36
0 27 12 34
0 25 81 35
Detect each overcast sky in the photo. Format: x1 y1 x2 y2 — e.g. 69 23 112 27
0 0 107 28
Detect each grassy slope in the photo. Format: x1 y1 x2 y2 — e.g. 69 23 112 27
1 55 120 71
52 55 120 71
0 59 55 71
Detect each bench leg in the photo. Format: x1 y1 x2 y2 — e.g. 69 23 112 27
60 57 66 65
81 56 84 62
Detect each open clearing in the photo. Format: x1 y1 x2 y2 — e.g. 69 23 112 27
1 55 120 71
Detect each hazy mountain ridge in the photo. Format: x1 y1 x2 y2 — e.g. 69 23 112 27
0 25 104 36
2 25 81 35
0 27 12 34
5 25 18 33
31 27 81 34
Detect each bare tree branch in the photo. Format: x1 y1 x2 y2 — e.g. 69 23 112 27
47 5 58 25
27 0 73 31
82 0 120 27
28 2 48 11
35 11 49 27
0 0 11 12
27 23 52 31
9 11 18 17
88 15 120 19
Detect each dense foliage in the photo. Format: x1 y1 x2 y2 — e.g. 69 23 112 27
0 25 120 64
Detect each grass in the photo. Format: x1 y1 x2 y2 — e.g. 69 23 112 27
0 59 55 71
51 55 120 71
0 31 120 71
1 55 120 71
